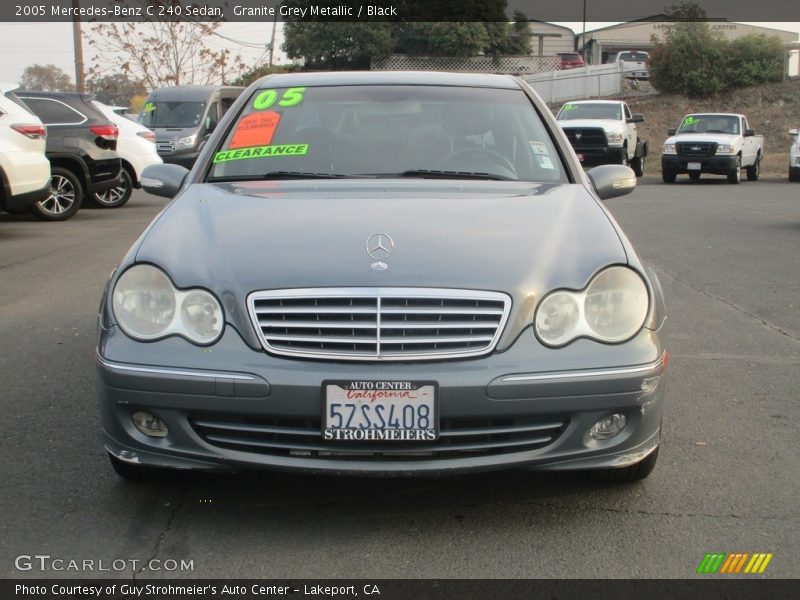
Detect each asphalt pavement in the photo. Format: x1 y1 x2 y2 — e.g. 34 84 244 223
1 176 798 579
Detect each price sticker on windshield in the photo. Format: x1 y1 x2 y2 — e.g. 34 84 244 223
229 111 281 149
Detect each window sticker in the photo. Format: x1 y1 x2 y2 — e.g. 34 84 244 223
529 141 548 155
562 104 577 112
683 116 699 126
538 155 554 169
143 102 156 113
253 87 306 110
229 111 281 149
213 144 309 163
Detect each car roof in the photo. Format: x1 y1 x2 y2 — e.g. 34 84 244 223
254 71 520 90
146 85 243 101
562 100 623 105
684 113 742 118
17 90 96 102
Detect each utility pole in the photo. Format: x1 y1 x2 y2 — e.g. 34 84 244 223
72 0 85 92
268 14 277 67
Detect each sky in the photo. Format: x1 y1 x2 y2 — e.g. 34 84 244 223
0 21 797 87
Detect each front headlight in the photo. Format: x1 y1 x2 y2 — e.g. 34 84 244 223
663 143 676 154
535 266 649 347
175 134 197 148
606 131 624 144
112 264 224 345
716 144 735 154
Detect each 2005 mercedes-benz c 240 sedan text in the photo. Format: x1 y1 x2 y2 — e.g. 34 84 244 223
96 72 668 481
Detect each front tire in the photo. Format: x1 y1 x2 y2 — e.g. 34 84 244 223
790 167 800 182
631 155 644 177
591 447 659 482
662 170 676 183
90 169 132 208
32 167 83 221
620 146 629 168
727 156 741 184
688 171 701 181
746 155 760 181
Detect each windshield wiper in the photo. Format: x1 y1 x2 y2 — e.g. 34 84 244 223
396 169 517 181
206 171 375 183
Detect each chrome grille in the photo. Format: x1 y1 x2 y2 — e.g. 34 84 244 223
156 140 175 155
190 413 568 460
247 288 511 361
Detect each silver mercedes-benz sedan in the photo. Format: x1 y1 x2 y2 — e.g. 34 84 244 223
97 71 667 481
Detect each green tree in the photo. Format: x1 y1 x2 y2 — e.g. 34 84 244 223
19 64 74 91
649 21 726 97
283 22 396 69
725 34 784 88
86 73 147 107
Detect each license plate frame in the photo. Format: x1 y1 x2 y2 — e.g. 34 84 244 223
687 161 702 170
322 380 439 442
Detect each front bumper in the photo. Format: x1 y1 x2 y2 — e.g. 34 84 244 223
573 145 625 167
97 321 667 476
662 154 738 175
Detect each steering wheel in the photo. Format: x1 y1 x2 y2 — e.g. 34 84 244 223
437 147 518 179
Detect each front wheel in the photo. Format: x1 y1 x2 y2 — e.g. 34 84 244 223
619 147 629 167
727 156 741 184
90 169 133 208
662 170 676 183
631 155 644 177
746 156 760 181
32 167 83 221
590 447 659 482
790 167 800 182
688 171 701 181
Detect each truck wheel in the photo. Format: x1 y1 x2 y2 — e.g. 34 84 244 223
790 167 800 182
662 170 676 183
31 167 83 221
746 156 760 181
688 172 701 181
631 155 644 177
727 156 741 184
620 146 629 167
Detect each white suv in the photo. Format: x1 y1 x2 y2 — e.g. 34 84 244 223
90 101 162 207
0 83 50 214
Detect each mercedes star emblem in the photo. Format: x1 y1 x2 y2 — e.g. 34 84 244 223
366 233 394 260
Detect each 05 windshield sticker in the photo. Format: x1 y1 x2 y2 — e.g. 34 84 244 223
562 103 577 112
213 144 309 163
143 102 156 113
252 87 306 110
683 116 699 127
229 111 281 149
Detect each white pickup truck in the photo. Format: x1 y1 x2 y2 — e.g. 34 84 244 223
555 100 648 176
788 128 800 182
661 113 764 184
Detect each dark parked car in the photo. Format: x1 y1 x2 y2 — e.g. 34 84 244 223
17 91 122 220
98 71 667 482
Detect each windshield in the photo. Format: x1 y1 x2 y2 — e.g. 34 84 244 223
140 101 205 128
557 103 621 121
618 52 648 61
206 85 566 183
678 115 740 135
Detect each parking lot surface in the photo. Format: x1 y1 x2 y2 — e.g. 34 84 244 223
1 177 798 579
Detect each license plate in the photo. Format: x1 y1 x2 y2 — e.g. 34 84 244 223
688 162 702 170
577 153 584 162
323 381 437 442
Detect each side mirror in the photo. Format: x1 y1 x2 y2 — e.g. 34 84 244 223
667 128 677 136
627 114 644 123
141 163 190 199
789 128 799 136
744 129 756 137
587 164 637 200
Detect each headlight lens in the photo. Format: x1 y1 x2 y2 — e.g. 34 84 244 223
663 143 676 154
716 144 735 154
112 265 223 345
607 131 624 144
175 134 197 148
535 266 649 347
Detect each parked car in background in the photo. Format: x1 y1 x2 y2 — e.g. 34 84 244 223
556 100 647 176
557 52 585 70
610 51 650 79
138 85 244 168
92 101 162 207
18 91 122 220
788 128 800 182
661 113 764 184
0 83 50 216
98 71 667 483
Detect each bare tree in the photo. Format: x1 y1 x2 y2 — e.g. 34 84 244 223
86 19 246 89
